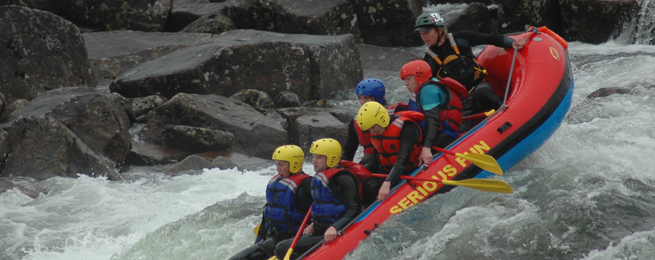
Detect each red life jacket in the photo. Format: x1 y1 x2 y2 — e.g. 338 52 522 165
353 104 400 156
415 77 467 135
371 111 425 172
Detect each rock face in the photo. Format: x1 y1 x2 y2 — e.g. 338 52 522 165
0 6 97 104
53 0 172 31
110 30 362 102
351 0 424 46
141 93 287 158
0 115 120 181
1 88 133 169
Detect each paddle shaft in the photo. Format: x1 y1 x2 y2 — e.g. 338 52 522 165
370 174 513 194
283 206 312 260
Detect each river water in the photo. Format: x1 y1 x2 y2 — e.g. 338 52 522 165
3 5 655 260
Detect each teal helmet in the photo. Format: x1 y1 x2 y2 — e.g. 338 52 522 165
414 12 446 32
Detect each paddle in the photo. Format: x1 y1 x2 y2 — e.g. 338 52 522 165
371 173 513 194
432 147 503 176
462 109 495 121
253 224 260 235
282 206 312 260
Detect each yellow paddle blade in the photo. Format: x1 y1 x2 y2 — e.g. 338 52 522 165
253 224 260 235
267 256 278 260
442 179 513 194
283 249 293 260
456 152 504 176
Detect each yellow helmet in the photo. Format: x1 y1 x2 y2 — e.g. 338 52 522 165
356 101 390 131
309 138 342 168
271 145 305 174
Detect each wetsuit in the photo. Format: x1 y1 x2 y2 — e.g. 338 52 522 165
273 168 361 260
409 79 464 152
374 115 422 185
424 30 515 131
229 173 312 260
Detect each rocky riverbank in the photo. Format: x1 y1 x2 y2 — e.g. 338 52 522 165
0 0 642 192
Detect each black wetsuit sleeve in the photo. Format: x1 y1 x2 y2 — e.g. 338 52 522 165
330 173 361 230
422 106 441 149
385 121 421 183
341 120 359 161
453 30 509 48
295 176 314 213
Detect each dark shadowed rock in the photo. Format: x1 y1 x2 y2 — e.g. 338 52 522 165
167 0 232 32
83 31 214 86
226 0 360 40
165 155 215 176
182 13 236 34
558 0 638 44
276 107 349 148
54 0 172 32
122 95 168 122
296 112 348 150
212 151 272 171
587 87 633 99
0 6 97 104
141 93 287 158
0 115 119 181
110 30 362 102
0 0 60 14
162 124 234 152
357 44 421 72
1 88 132 167
127 142 192 166
447 3 493 33
275 91 301 108
351 0 424 46
230 89 275 109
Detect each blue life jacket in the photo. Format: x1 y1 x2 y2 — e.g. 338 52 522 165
310 168 358 225
263 173 311 236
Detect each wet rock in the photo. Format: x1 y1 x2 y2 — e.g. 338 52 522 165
168 0 230 32
84 31 214 87
122 95 168 122
351 0 424 46
0 6 97 104
110 30 362 103
181 13 236 34
447 3 494 34
1 88 132 167
357 44 421 72
0 115 119 181
141 93 287 158
165 155 215 176
230 89 275 109
226 0 360 40
276 107 349 149
127 142 192 166
212 151 272 171
54 0 172 32
275 91 302 108
558 0 638 44
587 87 633 99
162 124 235 152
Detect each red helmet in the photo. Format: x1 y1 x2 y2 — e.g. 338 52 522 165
400 60 432 91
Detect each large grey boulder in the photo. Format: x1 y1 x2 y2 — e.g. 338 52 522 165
141 93 287 158
0 6 97 105
110 30 362 103
84 31 214 86
53 0 172 31
351 0 424 46
1 88 132 168
0 115 119 181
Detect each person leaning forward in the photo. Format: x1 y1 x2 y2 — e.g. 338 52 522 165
229 145 312 260
414 12 526 131
356 102 424 202
400 60 467 167
274 138 363 260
